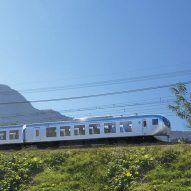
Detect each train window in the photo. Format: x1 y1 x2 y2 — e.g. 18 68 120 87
104 123 116 133
46 127 57 137
120 121 132 132
36 129 39 136
74 125 85 135
0 131 6 140
60 126 71 136
162 117 170 128
89 124 100 134
143 120 147 127
9 130 19 140
152 119 158 125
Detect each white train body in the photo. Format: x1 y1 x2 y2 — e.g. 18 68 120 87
0 125 23 145
0 115 171 145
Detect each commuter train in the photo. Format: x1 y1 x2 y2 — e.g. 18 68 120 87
0 114 171 146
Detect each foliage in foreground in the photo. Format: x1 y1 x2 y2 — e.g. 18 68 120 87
0 144 191 191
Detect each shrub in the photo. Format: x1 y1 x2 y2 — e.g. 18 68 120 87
43 152 70 168
103 149 155 191
156 149 179 166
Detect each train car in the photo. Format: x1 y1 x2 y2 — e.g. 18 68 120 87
0 114 171 146
0 125 24 145
23 114 171 145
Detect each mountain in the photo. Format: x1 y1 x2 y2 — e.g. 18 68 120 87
0 84 72 125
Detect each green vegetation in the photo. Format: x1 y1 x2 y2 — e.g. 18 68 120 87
169 83 191 127
0 144 191 191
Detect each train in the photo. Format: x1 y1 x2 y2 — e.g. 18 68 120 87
0 114 171 147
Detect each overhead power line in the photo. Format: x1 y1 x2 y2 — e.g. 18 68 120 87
0 102 172 119
0 80 190 105
71 106 176 118
19 69 191 93
59 99 173 113
0 69 191 95
81 110 175 119
0 97 173 119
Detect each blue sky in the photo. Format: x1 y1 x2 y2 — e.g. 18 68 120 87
0 0 191 130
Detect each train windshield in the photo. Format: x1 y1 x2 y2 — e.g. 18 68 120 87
162 117 171 128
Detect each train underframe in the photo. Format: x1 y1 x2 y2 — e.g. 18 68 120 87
0 135 170 150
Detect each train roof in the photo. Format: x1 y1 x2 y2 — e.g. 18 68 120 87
24 114 166 127
76 114 167 122
0 124 23 129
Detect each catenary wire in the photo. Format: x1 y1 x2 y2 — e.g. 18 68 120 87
0 69 191 95
0 80 190 105
0 99 174 119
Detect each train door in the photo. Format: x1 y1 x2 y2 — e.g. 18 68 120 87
34 127 41 141
142 119 147 135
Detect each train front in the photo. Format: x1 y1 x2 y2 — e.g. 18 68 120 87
154 116 171 142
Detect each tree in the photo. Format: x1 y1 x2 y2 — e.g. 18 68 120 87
169 83 191 127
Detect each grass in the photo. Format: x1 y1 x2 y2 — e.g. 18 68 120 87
0 144 191 191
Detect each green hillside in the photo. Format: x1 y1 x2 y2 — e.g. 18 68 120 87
0 144 191 191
